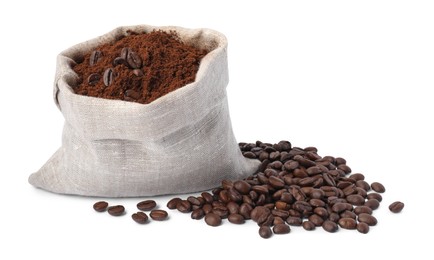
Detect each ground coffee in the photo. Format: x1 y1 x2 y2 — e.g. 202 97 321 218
73 30 208 104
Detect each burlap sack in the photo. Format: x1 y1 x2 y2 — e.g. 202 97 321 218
28 24 259 197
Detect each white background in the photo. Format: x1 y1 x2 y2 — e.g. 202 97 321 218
1 0 433 259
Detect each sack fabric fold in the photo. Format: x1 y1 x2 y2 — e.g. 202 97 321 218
28 24 259 197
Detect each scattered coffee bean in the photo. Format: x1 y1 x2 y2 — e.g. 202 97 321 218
364 199 380 210
150 210 168 221
167 197 182 209
389 201 404 213
137 200 157 211
273 223 290 234
108 205 125 216
322 220 338 233
358 213 378 226
127 50 143 69
356 222 370 234
228 213 245 224
205 213 222 227
191 208 205 220
371 182 386 193
354 206 373 215
302 221 316 231
259 226 273 239
93 201 108 212
338 218 357 229
132 212 148 224
176 200 192 213
367 193 383 202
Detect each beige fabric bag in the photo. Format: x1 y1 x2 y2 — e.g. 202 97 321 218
28 24 259 197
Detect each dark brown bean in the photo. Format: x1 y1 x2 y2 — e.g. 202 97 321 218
187 196 201 206
150 210 168 221
108 205 125 216
131 212 148 224
340 210 357 219
205 213 222 227
268 176 285 188
322 220 338 233
191 209 205 220
332 202 352 213
357 222 370 234
309 214 325 226
371 182 386 193
346 194 365 206
243 151 256 159
367 193 383 202
137 200 157 211
274 217 285 225
286 216 302 226
309 198 326 207
239 203 253 219
273 223 290 234
337 164 351 174
93 201 108 212
250 206 271 223
167 197 182 209
228 213 245 224
212 205 229 219
302 221 316 231
259 226 273 239
202 204 213 214
313 207 329 218
233 180 251 194
389 201 404 213
364 199 380 210
328 213 340 223
349 173 365 181
358 213 377 226
354 206 373 215
355 180 371 191
176 200 192 213
335 157 346 165
338 218 357 229
126 50 142 69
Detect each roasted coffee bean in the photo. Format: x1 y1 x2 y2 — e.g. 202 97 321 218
349 173 365 181
313 207 329 218
335 157 346 165
293 201 312 213
233 180 251 194
150 210 168 221
389 201 404 213
228 188 242 202
307 166 322 175
202 204 213 214
108 205 125 216
201 192 214 204
212 205 229 219
167 197 182 209
88 73 101 85
187 196 201 206
93 201 108 212
346 194 365 206
290 186 307 201
243 151 256 159
120 47 129 59
137 200 157 211
284 160 299 171
309 198 326 207
89 50 102 66
113 57 126 66
367 193 383 202
271 209 289 219
338 218 357 229
354 206 373 215
125 89 141 100
221 179 234 189
355 180 370 191
132 212 148 224
308 214 324 226
311 189 325 199
218 190 230 203
226 201 240 214
303 221 316 231
191 209 205 220
332 202 352 213
205 213 222 227
371 182 386 193
250 206 271 223
328 213 340 223
103 68 115 87
239 203 253 219
252 185 269 195
268 176 285 188
322 220 338 233
273 223 290 234
364 199 380 210
340 210 357 220
357 222 370 234
228 213 245 224
259 226 273 239
280 192 294 204
176 200 192 213
358 213 378 226
286 216 302 226
274 217 285 225
337 164 351 174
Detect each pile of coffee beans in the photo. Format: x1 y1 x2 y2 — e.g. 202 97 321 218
92 140 403 238
93 199 168 224
166 140 404 238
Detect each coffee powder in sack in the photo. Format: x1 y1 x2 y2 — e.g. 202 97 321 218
28 24 259 197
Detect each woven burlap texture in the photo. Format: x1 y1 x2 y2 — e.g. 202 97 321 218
28 24 259 197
